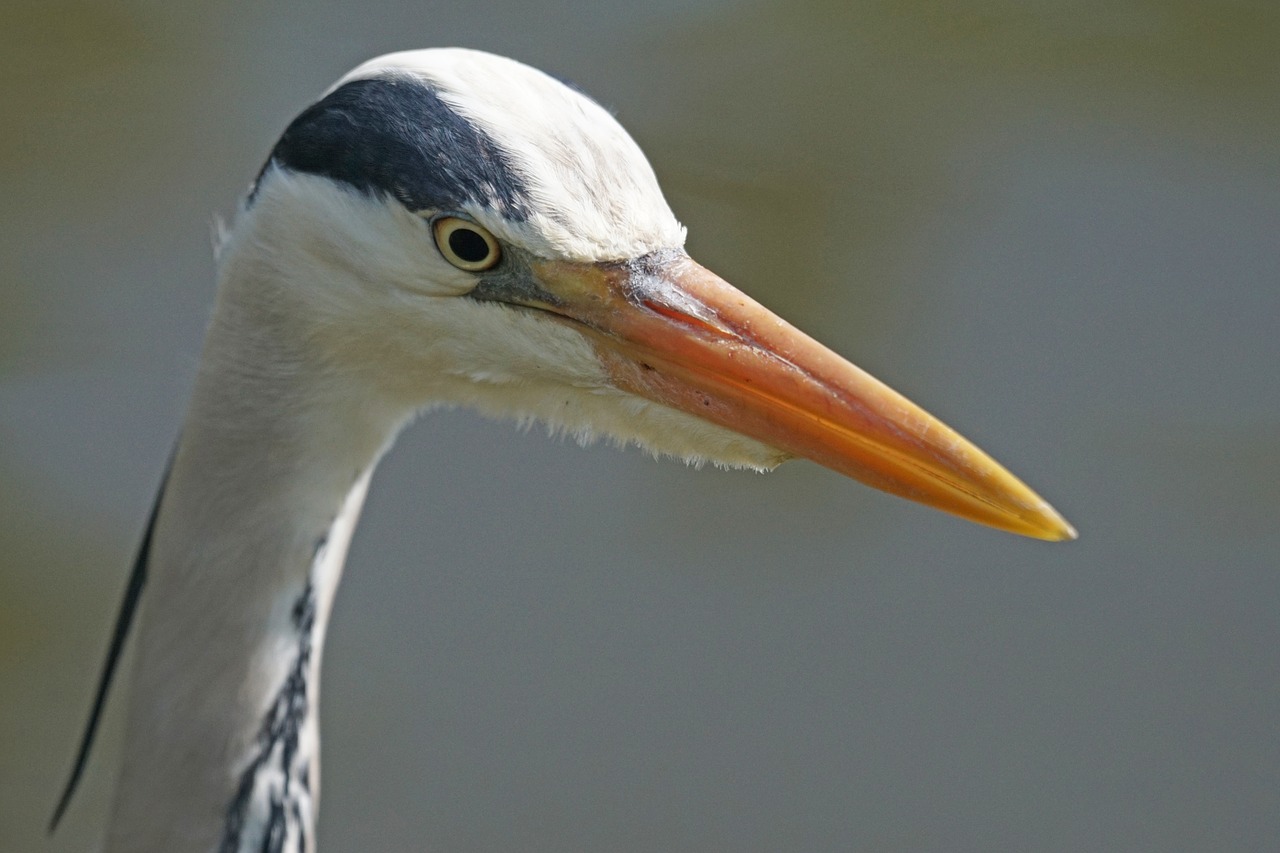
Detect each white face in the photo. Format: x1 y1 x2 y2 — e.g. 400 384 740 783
224 167 787 473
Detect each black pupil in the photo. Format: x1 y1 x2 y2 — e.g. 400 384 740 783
448 228 491 263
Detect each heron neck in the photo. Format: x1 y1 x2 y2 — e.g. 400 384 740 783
106 259 409 852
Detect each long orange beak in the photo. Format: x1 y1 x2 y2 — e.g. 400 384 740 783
526 250 1075 541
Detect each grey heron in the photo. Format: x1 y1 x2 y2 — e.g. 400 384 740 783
51 48 1075 852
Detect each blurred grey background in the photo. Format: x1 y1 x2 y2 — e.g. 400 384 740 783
2 1 1277 850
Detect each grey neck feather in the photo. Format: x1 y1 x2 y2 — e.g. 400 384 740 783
104 252 406 852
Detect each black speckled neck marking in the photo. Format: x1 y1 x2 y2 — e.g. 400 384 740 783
219 580 318 853
255 76 533 220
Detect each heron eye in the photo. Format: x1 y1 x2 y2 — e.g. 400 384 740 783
433 217 501 271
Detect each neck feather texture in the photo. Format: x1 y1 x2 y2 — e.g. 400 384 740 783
105 253 409 852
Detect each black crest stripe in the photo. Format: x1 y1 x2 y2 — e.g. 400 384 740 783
255 76 533 220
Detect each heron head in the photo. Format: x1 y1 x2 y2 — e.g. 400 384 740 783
224 48 1073 540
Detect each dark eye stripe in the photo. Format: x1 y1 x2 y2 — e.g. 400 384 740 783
257 77 532 220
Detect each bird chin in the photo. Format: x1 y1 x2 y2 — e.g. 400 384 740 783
427 370 791 472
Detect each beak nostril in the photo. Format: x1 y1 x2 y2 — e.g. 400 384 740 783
640 298 733 339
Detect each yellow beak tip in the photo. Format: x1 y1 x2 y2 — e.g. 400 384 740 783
1032 507 1078 542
